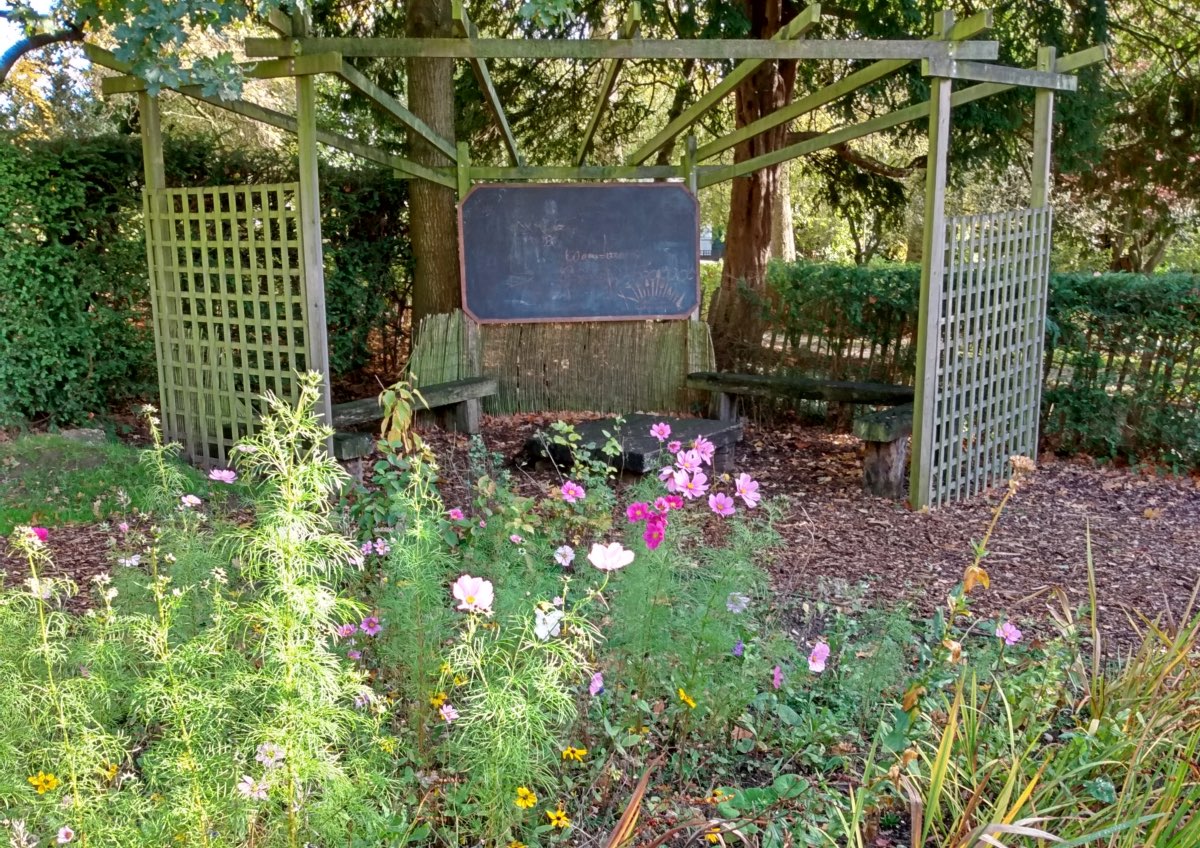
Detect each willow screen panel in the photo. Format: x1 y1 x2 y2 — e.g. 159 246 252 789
922 206 1052 506
145 184 309 465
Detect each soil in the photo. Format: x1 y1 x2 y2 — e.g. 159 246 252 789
4 414 1198 651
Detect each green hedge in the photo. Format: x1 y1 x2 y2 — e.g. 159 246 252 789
0 135 411 427
760 260 1200 468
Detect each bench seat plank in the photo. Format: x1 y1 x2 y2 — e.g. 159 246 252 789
331 376 499 428
686 371 913 405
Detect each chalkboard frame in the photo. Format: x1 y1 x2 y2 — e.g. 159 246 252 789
457 182 701 324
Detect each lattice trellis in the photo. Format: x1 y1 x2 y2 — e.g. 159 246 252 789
145 184 310 465
921 206 1053 506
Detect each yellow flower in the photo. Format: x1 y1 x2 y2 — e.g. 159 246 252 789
377 736 397 754
515 786 537 809
439 661 452 675
678 688 697 710
454 674 468 686
27 771 59 794
561 745 587 762
628 723 649 734
430 692 447 708
546 807 571 829
705 825 722 844
101 762 119 782
509 842 526 848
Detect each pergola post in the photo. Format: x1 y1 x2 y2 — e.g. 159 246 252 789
1031 46 1056 209
293 13 334 441
909 11 955 509
138 92 171 427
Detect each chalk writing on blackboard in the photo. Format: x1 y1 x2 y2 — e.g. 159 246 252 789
458 183 700 323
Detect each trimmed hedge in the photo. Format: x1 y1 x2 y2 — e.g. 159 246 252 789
760 260 1200 468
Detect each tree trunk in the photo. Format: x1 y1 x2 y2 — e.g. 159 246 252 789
708 0 797 369
770 160 796 261
406 0 460 327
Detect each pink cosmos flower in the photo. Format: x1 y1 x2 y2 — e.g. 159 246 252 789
772 665 783 690
510 533 524 544
208 468 237 484
237 775 269 801
180 494 201 509
360 616 382 637
666 440 682 454
708 492 736 517
996 621 1023 645
554 545 575 567
447 508 465 521
479 520 487 528
440 703 459 723
692 436 716 465
643 524 664 550
452 574 495 614
587 542 635 572
360 541 374 556
336 623 356 638
31 527 49 543
626 502 650 522
734 473 761 508
660 466 681 493
666 495 684 511
255 742 286 769
589 672 604 696
58 826 75 844
118 522 129 533
347 649 362 660
808 640 830 673
654 496 671 513
650 422 672 442
676 449 703 473
678 470 709 500
561 481 586 504
373 538 391 556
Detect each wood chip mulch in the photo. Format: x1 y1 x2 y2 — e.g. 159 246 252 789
4 415 1198 651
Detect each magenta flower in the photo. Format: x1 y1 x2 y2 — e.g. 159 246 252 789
510 533 524 544
734 473 761 508
677 470 709 500
57 826 74 844
347 649 362 660
667 440 682 454
360 616 382 637
32 527 49 543
653 496 671 513
650 422 672 442
587 542 635 572
808 640 830 673
643 523 664 550
666 495 684 511
336 623 356 638
554 544 575 567
447 508 465 521
692 437 716 465
208 468 237 484
676 449 703 473
589 672 604 696
452 574 495 614
708 492 736 517
772 665 784 690
626 502 650 522
439 703 459 723
996 621 1023 645
561 481 586 504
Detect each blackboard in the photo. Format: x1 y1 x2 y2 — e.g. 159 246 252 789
458 183 700 323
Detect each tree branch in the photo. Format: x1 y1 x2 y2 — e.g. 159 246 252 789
0 23 84 84
787 130 923 178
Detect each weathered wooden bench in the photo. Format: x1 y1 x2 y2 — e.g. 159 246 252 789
852 403 913 499
330 376 499 459
685 371 913 422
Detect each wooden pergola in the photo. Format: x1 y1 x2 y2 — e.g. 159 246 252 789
86 4 1103 508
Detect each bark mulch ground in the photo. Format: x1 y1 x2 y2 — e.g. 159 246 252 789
4 415 1198 650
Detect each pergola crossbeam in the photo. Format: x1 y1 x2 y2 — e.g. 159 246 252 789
698 44 1105 188
99 52 343 95
693 9 991 162
338 60 458 160
452 0 523 166
625 2 821 167
923 57 1078 90
576 2 642 167
243 36 999 62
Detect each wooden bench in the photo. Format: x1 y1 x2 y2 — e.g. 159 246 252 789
330 376 499 459
852 403 913 499
685 371 913 422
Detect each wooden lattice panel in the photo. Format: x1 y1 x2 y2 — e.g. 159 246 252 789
923 206 1052 506
145 184 309 465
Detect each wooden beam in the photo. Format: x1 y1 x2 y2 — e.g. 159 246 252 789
698 44 1104 187
452 0 523 166
456 140 471 200
138 91 171 422
244 36 999 62
686 372 913 405
100 52 344 95
338 60 457 160
625 3 822 165
265 8 294 36
909 11 954 510
694 9 991 162
82 42 132 73
468 164 679 180
923 56 1078 90
1031 46 1056 208
576 2 642 166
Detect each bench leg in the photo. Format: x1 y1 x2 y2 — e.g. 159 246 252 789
863 437 908 500
714 391 736 422
453 398 482 435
